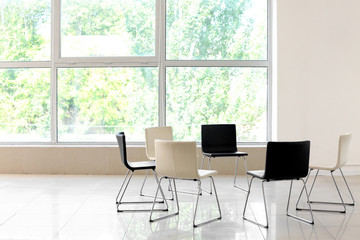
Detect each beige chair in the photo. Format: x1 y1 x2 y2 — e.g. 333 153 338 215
140 126 173 197
149 140 222 227
296 133 355 213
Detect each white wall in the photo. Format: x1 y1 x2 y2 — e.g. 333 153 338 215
277 0 360 166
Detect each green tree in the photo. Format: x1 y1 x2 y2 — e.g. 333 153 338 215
0 0 50 140
0 0 268 142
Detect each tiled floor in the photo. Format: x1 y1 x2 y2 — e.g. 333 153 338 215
0 174 359 240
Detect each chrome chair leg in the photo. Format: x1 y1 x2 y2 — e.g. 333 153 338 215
140 170 174 201
310 169 355 207
234 156 250 192
117 170 167 212
201 155 206 169
193 177 222 227
115 169 131 204
150 178 180 222
139 169 149 196
295 169 312 210
297 169 354 213
198 155 212 195
244 177 314 228
243 176 268 228
339 168 355 205
200 156 213 195
208 157 213 194
167 178 200 196
150 177 221 227
286 180 314 225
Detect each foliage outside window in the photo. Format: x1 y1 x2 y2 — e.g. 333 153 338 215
58 67 158 142
61 0 155 57
166 67 267 142
0 0 270 144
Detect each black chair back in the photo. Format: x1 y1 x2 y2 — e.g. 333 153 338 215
116 132 132 171
263 141 310 181
201 124 237 153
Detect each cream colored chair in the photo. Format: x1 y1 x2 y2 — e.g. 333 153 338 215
149 140 222 227
140 126 173 197
296 133 355 213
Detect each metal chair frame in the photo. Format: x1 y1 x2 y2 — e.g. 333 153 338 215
201 154 249 193
243 176 314 228
116 169 169 212
139 169 174 200
296 168 355 213
150 176 222 227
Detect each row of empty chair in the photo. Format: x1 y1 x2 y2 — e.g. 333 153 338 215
115 124 355 228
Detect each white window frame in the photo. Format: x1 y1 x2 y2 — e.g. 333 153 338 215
0 0 273 145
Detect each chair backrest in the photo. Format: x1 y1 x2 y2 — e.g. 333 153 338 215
336 133 352 169
263 141 310 181
145 126 173 160
115 132 132 171
155 140 199 180
201 124 237 153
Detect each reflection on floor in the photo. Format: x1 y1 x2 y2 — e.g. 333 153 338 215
0 174 359 240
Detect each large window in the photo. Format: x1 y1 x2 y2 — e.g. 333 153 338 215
166 67 267 142
0 0 271 144
57 67 158 142
61 0 155 57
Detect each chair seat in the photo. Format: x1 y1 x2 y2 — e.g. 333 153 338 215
247 170 265 179
203 151 248 158
128 160 156 170
198 169 218 179
310 162 336 171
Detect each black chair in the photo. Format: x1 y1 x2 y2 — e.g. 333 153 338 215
243 141 314 228
115 132 168 212
201 124 249 192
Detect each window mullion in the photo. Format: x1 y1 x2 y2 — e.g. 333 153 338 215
51 0 61 143
158 0 166 127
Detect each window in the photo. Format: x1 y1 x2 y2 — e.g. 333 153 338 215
0 0 271 144
166 0 267 60
0 0 51 61
0 68 51 142
57 67 158 142
166 67 267 142
61 0 155 57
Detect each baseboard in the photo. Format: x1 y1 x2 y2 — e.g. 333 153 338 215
340 165 360 176
312 165 360 176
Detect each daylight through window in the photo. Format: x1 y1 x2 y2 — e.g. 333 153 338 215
0 0 271 144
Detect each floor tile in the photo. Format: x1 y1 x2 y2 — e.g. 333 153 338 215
0 174 358 240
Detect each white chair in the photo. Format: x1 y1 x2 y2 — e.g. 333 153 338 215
296 133 355 213
149 140 222 227
140 126 173 197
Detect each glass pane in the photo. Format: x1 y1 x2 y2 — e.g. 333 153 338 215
0 0 51 61
0 69 51 141
58 67 158 142
166 67 267 142
61 0 155 57
166 0 267 60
